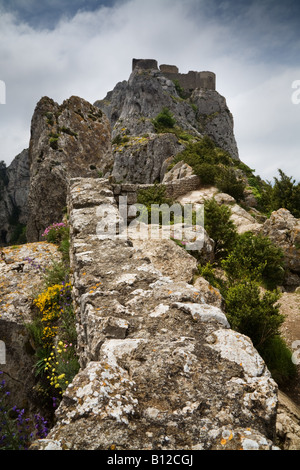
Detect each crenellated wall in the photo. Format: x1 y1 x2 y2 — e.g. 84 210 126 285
132 58 216 91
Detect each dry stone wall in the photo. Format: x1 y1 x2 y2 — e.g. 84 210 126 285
32 177 280 450
112 175 201 209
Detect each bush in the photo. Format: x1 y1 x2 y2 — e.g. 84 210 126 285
137 184 174 224
43 260 70 288
171 136 236 188
33 283 73 348
224 280 284 351
204 198 237 259
215 166 245 201
44 341 79 395
25 219 78 412
272 169 300 218
260 336 297 385
42 222 68 244
152 107 176 132
221 231 285 289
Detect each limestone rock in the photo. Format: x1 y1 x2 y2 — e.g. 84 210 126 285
259 209 300 274
26 95 112 242
162 161 194 183
131 238 198 283
276 391 300 450
95 62 239 184
193 276 224 309
177 188 262 234
0 149 30 244
0 242 61 413
229 204 262 234
31 178 279 450
112 132 184 184
191 89 239 160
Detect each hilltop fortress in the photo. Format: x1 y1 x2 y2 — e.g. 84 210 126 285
132 58 216 92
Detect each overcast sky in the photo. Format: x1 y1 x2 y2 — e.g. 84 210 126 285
0 0 299 182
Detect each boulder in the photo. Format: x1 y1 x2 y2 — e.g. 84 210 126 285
229 204 262 234
259 209 300 274
162 161 194 183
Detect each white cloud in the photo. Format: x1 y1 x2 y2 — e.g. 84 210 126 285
0 0 299 183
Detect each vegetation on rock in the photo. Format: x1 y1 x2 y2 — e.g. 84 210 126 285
25 221 79 419
197 201 297 385
171 136 246 200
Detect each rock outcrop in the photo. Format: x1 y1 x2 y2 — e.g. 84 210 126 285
0 242 61 413
258 209 300 288
94 60 239 184
31 178 279 450
259 208 300 274
0 149 30 244
26 96 112 242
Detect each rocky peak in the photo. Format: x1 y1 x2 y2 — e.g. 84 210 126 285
26 95 112 242
94 59 239 184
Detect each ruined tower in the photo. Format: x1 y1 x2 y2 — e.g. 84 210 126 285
132 59 216 92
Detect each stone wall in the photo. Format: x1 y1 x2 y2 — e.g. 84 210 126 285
32 177 280 450
132 59 216 92
112 175 201 210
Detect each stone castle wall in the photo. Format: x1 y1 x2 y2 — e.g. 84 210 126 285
132 59 216 91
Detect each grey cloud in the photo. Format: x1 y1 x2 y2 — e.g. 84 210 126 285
0 0 299 183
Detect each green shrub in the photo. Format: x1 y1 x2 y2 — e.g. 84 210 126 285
197 262 226 293
173 79 186 99
272 169 300 218
204 198 237 259
224 280 284 350
152 107 176 132
260 335 297 385
171 136 244 193
221 231 285 289
215 166 245 201
137 184 174 224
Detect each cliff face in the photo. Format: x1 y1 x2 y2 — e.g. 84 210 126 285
0 149 30 245
94 61 239 183
26 95 112 242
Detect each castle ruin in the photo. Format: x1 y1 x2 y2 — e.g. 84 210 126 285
132 59 216 93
